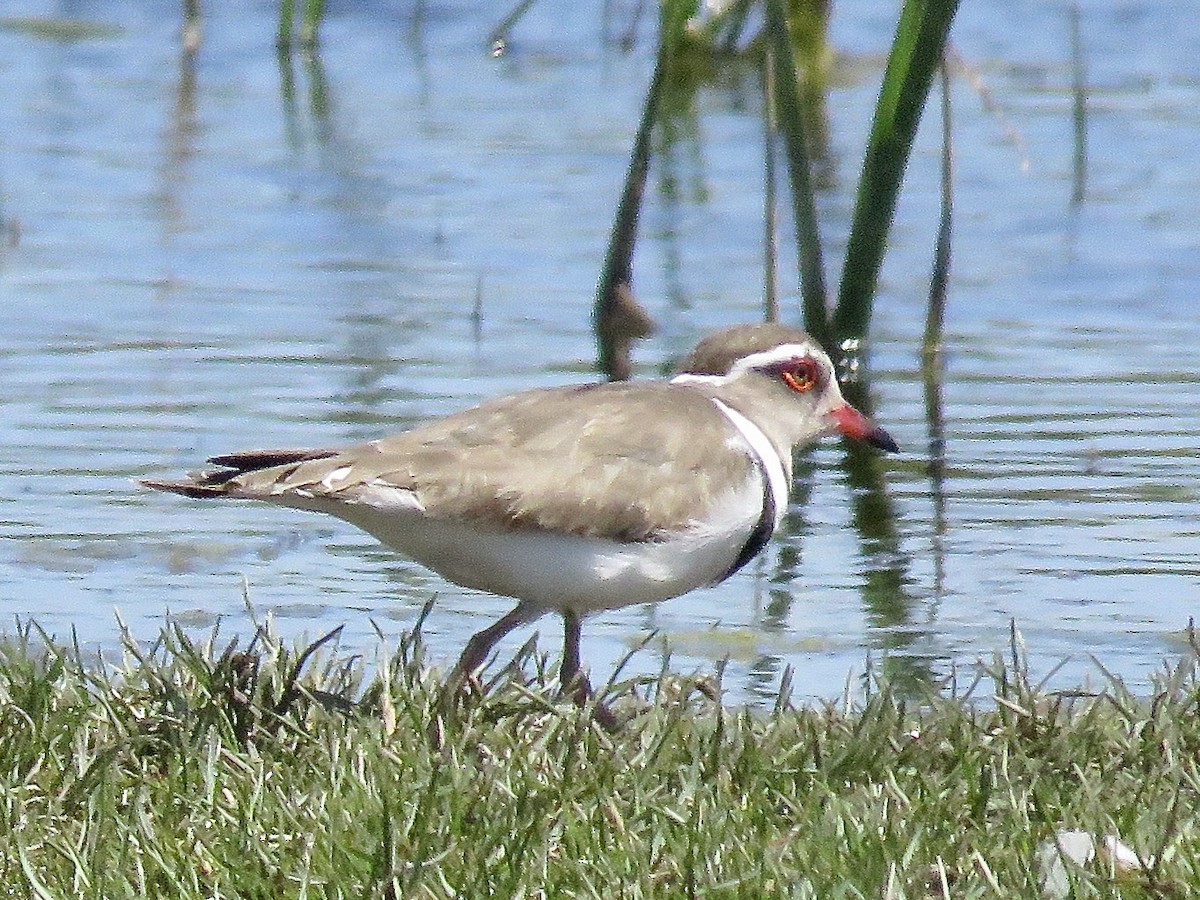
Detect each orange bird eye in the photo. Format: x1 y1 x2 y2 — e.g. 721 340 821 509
781 358 819 393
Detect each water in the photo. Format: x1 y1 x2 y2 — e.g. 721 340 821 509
1 0 1198 705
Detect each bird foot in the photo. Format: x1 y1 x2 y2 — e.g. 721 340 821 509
561 671 621 732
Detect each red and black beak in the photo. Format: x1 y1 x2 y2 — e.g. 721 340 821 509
829 404 899 453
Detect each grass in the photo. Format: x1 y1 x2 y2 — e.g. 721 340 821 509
0 610 1196 898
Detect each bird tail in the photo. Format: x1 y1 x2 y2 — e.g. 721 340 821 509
141 447 339 499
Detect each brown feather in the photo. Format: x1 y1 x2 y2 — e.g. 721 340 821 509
163 381 760 543
207 448 339 472
139 479 232 499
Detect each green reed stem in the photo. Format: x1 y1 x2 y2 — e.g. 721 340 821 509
834 0 960 343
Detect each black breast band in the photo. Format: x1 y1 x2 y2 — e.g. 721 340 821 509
714 449 777 583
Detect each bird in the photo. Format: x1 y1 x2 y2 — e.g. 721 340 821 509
143 323 897 713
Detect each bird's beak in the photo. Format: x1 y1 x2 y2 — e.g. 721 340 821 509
829 404 899 453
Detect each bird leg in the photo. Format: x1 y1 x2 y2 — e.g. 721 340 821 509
560 609 619 731
442 602 540 705
437 603 619 731
559 608 586 703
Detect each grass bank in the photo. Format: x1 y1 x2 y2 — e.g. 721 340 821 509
0 612 1195 898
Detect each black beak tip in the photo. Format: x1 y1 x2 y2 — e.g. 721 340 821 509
870 427 900 454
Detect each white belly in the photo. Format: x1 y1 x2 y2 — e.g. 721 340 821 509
348 509 750 613
269 483 763 614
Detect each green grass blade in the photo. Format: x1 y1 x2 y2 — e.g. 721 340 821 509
763 0 828 343
834 0 961 341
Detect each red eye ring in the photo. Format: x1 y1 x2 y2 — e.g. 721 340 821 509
780 358 820 393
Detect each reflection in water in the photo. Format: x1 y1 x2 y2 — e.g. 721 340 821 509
918 58 952 634
841 372 928 693
278 45 332 154
154 41 199 285
1068 1 1088 207
181 0 201 53
922 353 948 609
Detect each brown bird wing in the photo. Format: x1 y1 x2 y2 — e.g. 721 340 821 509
153 382 759 543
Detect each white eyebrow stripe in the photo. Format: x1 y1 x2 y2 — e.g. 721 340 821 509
728 342 821 375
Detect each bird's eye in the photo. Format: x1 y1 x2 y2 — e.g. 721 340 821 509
780 358 820 393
